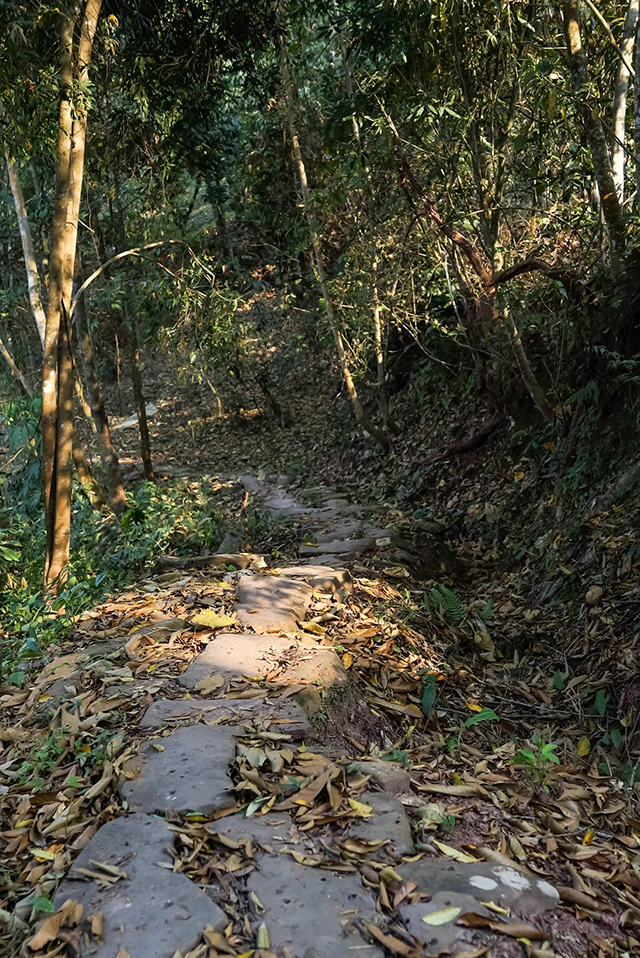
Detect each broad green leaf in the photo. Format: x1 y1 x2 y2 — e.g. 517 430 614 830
463 707 499 729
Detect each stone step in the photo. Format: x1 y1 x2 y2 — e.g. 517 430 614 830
345 791 414 858
139 696 309 736
275 564 353 599
177 633 348 690
53 814 225 958
299 537 375 557
235 574 313 633
121 723 236 814
246 854 384 958
396 859 560 956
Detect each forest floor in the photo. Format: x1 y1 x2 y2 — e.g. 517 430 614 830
2 355 640 958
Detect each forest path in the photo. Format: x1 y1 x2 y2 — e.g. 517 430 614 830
3 475 625 958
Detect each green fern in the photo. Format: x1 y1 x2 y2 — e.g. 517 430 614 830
427 584 466 625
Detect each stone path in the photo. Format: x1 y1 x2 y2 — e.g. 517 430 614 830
49 475 563 957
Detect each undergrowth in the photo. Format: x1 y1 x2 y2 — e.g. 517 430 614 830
0 400 224 680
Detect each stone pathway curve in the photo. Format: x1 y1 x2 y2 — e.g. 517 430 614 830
49 475 563 958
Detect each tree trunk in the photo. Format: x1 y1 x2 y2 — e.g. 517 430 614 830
338 29 394 434
5 154 47 346
74 269 128 512
563 0 624 266
72 436 104 507
277 30 388 449
42 0 102 589
635 10 640 205
503 308 554 422
129 314 155 480
612 0 639 203
0 334 33 397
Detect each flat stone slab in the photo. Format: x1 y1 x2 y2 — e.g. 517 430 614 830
299 537 374 557
398 858 560 915
348 759 412 794
236 575 313 633
53 814 225 958
178 634 348 688
401 891 492 955
314 521 363 542
139 696 309 736
208 811 299 852
346 792 414 857
121 724 236 814
276 565 353 598
246 854 384 958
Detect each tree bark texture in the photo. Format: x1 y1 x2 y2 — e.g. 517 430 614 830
635 8 640 204
42 0 102 588
611 0 639 203
563 0 624 266
5 155 47 346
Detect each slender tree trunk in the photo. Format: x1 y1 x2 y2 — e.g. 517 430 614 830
42 0 102 589
503 308 554 422
74 371 97 433
612 0 639 203
338 29 394 434
129 314 155 480
277 30 388 449
74 270 128 512
563 0 624 266
72 436 104 506
635 11 640 205
5 155 47 346
0 334 33 397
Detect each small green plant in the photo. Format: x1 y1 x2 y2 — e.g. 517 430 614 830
512 739 560 789
19 730 65 791
417 802 457 838
447 707 500 752
424 584 466 624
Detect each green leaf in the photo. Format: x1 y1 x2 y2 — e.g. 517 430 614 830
611 728 622 749
463 707 499 729
33 896 54 913
421 680 437 716
594 690 607 716
552 671 565 692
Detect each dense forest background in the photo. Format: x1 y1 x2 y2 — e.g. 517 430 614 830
1 0 640 711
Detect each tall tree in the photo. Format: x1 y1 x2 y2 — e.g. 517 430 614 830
278 27 389 449
42 0 102 588
611 0 638 204
563 0 624 267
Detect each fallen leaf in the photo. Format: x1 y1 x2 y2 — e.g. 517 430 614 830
432 839 479 863
195 673 225 693
29 899 83 950
364 922 414 954
422 905 462 924
192 610 237 629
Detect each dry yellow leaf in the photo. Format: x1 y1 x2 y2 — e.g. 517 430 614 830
432 840 478 863
191 610 237 629
422 905 462 925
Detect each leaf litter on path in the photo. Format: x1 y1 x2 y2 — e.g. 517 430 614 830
1 477 639 957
